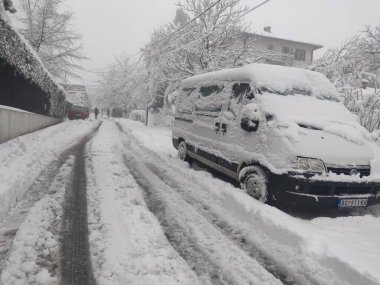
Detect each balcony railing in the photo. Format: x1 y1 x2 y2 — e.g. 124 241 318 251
265 53 295 66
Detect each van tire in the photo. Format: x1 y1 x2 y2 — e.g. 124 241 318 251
178 141 191 162
239 166 268 203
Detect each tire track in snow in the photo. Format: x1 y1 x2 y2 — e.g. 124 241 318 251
116 123 281 285
60 124 101 285
122 153 281 285
0 128 99 274
117 122 379 285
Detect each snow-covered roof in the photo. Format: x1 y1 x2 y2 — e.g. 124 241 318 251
249 30 323 49
181 63 338 100
0 15 65 117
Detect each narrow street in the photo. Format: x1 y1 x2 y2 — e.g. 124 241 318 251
0 119 379 284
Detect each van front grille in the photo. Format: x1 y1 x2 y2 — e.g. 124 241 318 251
326 166 370 177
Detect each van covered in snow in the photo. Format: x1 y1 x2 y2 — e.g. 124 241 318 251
172 63 380 208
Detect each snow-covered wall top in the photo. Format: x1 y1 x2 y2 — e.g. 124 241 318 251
182 63 338 100
0 16 65 118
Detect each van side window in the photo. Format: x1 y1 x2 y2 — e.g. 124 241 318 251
200 85 224 97
233 83 251 99
195 85 226 114
177 87 197 114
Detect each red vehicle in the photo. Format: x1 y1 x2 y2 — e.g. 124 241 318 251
67 105 89 120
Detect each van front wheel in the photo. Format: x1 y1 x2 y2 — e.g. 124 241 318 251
239 166 268 203
178 141 190 162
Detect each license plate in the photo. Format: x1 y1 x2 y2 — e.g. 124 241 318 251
338 198 368 208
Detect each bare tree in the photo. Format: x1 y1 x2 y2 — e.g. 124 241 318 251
18 0 86 79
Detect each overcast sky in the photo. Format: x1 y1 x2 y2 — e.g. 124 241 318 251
64 0 380 84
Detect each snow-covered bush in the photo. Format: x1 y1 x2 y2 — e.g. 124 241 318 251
0 14 65 118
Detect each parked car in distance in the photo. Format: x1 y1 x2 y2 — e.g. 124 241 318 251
172 63 380 209
67 104 89 120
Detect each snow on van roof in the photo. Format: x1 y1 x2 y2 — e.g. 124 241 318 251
181 63 338 99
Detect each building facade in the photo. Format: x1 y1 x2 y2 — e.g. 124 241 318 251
237 27 323 67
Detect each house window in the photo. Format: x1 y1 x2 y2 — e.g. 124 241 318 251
267 45 274 51
282 47 291 54
295 49 306 61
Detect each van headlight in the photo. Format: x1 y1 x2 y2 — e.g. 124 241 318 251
292 157 326 173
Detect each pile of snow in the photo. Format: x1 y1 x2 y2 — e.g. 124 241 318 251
182 63 338 100
0 120 98 217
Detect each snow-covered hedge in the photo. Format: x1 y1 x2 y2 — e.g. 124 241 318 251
0 16 65 118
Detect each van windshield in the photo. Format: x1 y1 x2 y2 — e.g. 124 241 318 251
258 92 361 129
260 87 338 101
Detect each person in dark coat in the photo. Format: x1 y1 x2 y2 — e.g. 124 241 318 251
94 107 99 119
107 109 110 118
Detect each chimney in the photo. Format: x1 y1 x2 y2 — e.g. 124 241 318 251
264 26 271 33
362 79 368 89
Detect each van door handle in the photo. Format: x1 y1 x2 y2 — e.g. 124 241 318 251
215 122 220 132
221 123 227 134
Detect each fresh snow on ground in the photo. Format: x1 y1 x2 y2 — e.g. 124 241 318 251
1 117 379 284
117 118 380 284
86 120 199 285
0 119 98 218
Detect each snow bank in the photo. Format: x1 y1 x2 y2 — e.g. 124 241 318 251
0 120 98 218
0 157 74 284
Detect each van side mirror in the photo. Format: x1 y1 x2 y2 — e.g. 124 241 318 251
241 118 259 132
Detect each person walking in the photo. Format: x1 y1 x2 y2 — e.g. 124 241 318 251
94 107 99 119
107 109 110 118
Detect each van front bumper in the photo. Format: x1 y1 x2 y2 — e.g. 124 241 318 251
270 174 380 208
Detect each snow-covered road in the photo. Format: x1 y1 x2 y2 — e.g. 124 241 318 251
0 118 379 284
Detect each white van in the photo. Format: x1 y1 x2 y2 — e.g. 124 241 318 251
172 63 380 208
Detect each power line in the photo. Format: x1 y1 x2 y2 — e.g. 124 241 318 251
239 0 272 19
122 0 272 63
144 0 273 60
130 0 224 60
149 0 224 47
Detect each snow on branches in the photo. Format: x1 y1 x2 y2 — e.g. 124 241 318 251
143 0 267 85
18 0 86 80
96 55 150 112
314 25 380 132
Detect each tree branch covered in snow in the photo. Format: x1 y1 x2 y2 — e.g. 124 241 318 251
143 0 269 89
314 25 380 132
96 55 151 112
17 0 86 79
